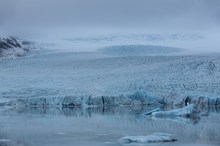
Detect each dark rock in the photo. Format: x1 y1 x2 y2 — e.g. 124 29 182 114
0 37 34 58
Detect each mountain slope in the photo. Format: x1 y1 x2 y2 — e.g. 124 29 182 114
0 37 35 59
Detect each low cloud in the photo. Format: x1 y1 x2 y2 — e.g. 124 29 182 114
0 0 219 31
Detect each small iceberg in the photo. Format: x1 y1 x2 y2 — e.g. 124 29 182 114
0 139 11 145
119 133 177 144
145 104 199 118
144 108 161 116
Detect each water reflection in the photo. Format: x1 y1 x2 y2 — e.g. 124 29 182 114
0 106 220 146
4 105 220 117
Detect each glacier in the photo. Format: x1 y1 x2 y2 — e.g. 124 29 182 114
0 35 220 109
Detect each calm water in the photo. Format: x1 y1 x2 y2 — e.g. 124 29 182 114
0 106 220 146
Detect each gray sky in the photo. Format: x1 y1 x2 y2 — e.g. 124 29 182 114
0 0 220 32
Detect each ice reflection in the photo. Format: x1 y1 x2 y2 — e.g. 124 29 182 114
0 106 220 146
5 105 220 119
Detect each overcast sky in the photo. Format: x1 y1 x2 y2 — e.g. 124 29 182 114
0 0 220 34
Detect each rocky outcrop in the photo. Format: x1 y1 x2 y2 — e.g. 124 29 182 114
0 37 34 59
0 37 21 49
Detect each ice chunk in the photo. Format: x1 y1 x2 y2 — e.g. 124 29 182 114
0 139 11 142
144 108 161 116
119 133 177 144
0 139 11 145
147 104 198 118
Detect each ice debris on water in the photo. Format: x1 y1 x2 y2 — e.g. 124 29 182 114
119 133 177 144
145 104 199 118
0 139 12 145
144 108 161 116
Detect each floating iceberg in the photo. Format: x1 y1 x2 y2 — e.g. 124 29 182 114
0 139 11 145
144 108 161 116
119 133 177 144
146 104 199 118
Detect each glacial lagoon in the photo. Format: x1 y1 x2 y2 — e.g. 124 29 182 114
0 106 219 146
